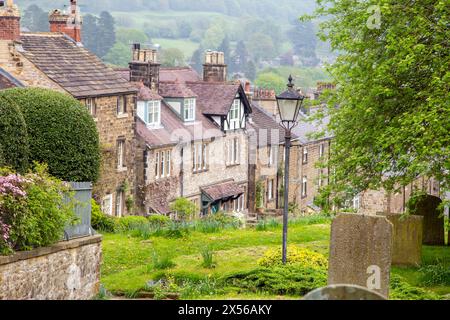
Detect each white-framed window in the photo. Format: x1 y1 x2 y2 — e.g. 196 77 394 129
155 149 172 179
227 138 240 166
303 147 308 164
319 143 325 158
184 98 196 121
86 98 96 117
229 99 241 129
268 179 274 201
117 95 127 115
147 100 161 126
101 194 113 216
116 190 124 217
353 195 360 210
193 143 208 172
117 139 126 170
268 145 276 167
302 176 308 197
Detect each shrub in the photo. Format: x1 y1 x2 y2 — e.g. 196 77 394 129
115 216 149 232
151 251 176 270
0 164 76 254
0 88 100 182
194 213 241 233
258 245 328 269
200 246 216 269
147 214 170 227
170 197 199 221
419 263 450 287
224 264 327 296
91 200 116 233
164 221 190 238
0 96 29 172
390 275 442 300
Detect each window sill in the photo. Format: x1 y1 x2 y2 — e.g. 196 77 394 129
226 163 240 168
117 113 128 119
193 169 209 174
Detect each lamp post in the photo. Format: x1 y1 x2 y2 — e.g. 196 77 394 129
276 75 305 264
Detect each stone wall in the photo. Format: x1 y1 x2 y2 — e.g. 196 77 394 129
0 235 102 300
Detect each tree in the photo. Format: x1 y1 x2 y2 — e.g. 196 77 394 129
218 36 231 63
177 20 193 38
160 48 186 67
201 23 226 50
244 60 257 81
82 14 100 56
116 28 149 45
0 88 100 183
190 46 204 74
103 42 132 67
230 40 248 74
303 1 450 201
170 198 199 221
255 72 287 94
288 20 319 66
22 5 49 32
247 33 276 62
97 11 116 58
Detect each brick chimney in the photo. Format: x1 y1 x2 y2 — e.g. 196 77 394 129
0 0 21 41
49 0 82 43
203 50 227 82
129 43 160 92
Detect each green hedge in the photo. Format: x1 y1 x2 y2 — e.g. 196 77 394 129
0 96 29 172
0 88 100 182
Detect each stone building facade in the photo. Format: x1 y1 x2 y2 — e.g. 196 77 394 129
0 0 138 217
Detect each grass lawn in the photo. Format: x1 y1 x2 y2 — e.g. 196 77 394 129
100 219 449 300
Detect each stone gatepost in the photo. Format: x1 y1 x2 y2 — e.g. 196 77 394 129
328 213 393 298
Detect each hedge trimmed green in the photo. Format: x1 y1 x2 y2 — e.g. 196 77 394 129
0 88 100 182
0 96 29 172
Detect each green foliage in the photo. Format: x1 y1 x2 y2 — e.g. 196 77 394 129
151 251 176 270
200 246 216 269
303 0 450 197
83 11 116 58
0 164 76 254
255 180 264 209
194 213 241 233
0 88 100 183
390 275 442 300
255 72 287 94
22 4 49 32
91 200 117 233
147 214 171 227
0 96 29 173
160 48 186 67
103 42 132 67
170 197 199 221
257 245 328 269
255 219 281 231
224 264 327 296
419 263 450 287
116 28 149 45
114 216 149 232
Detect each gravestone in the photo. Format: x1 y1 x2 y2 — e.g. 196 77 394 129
303 284 386 300
328 213 393 298
377 213 423 266
410 195 444 246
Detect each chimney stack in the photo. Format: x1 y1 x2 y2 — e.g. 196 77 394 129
0 0 20 41
49 0 82 43
203 50 227 82
129 44 160 91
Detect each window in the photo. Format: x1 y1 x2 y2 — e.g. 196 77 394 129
319 143 325 158
147 100 161 126
117 139 126 170
302 176 308 197
117 96 127 115
227 138 240 166
116 191 124 217
86 98 96 117
318 169 324 189
193 143 208 172
353 195 360 210
229 99 241 129
303 147 308 164
268 179 274 201
101 194 113 216
155 149 172 179
268 145 276 167
184 98 196 121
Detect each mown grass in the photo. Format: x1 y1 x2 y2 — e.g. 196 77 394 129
100 217 449 299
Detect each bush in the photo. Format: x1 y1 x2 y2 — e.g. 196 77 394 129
147 214 170 228
0 88 100 182
224 264 327 296
258 245 328 269
170 197 199 221
419 263 450 287
0 96 29 172
91 200 116 233
115 216 149 232
390 275 442 300
0 164 76 254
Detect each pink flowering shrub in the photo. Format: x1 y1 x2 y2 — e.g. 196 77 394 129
0 164 76 255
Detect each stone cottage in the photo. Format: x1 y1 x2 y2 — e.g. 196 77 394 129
0 0 138 217
118 48 252 216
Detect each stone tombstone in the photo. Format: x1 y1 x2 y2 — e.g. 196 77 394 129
377 213 423 266
411 195 445 246
328 213 393 298
303 284 387 300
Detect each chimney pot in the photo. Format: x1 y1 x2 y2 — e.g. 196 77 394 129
0 0 20 41
203 50 227 82
49 0 82 43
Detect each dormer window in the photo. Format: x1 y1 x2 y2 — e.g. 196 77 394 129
137 100 161 127
184 98 196 122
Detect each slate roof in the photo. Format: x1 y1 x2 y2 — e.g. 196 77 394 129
159 67 201 83
0 68 22 89
202 181 244 202
248 102 286 145
289 111 333 145
20 33 137 98
159 80 197 98
136 82 163 101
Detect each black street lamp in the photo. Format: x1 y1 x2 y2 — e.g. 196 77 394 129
276 75 305 264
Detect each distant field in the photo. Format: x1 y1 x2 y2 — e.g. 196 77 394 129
152 38 200 60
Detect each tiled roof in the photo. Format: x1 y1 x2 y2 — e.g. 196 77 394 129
0 68 22 89
20 33 137 98
136 82 163 101
160 67 201 83
248 102 286 145
289 111 333 144
202 180 244 202
185 81 245 116
159 80 197 98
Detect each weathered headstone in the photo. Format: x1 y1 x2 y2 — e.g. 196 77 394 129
410 195 444 246
303 284 386 300
377 213 423 266
328 213 393 298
